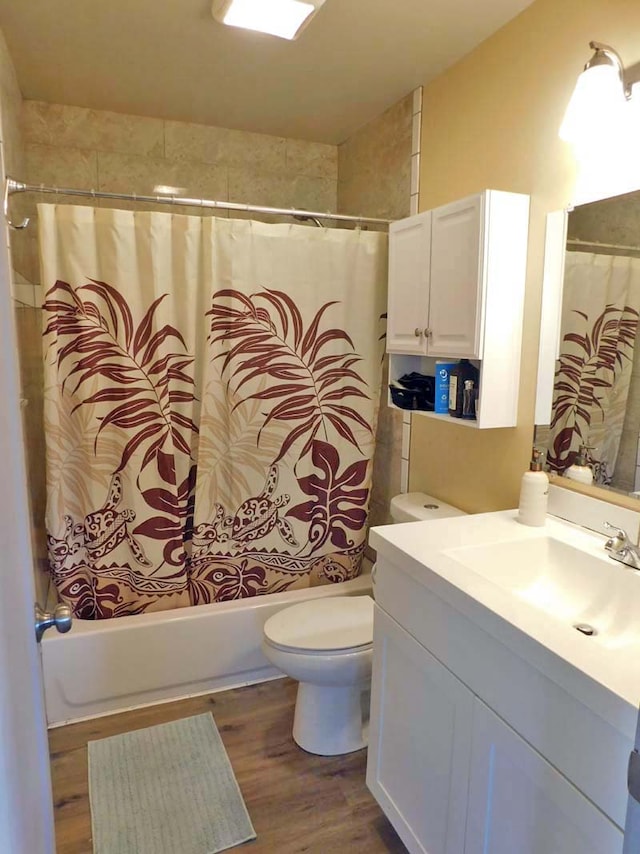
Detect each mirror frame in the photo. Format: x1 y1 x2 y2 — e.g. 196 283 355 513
535 210 568 425
535 186 640 510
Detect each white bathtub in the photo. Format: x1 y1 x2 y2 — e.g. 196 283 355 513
42 568 373 726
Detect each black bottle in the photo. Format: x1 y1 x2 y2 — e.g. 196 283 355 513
448 359 479 418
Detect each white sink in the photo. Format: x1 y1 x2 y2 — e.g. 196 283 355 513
446 536 640 650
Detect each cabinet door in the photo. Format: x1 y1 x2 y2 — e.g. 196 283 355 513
429 194 484 357
465 700 623 854
367 606 473 854
387 211 431 354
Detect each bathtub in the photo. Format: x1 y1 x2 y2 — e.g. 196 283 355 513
42 566 373 726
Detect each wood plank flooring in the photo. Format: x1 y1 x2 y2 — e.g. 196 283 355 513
49 677 408 854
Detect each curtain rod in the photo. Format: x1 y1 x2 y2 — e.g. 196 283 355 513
4 178 392 230
567 237 640 252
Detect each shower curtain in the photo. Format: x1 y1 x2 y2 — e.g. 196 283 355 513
40 204 387 618
546 251 640 481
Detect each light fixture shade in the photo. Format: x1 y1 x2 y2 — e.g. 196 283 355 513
211 0 325 40
559 64 627 144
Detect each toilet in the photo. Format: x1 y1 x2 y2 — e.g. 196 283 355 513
261 492 467 756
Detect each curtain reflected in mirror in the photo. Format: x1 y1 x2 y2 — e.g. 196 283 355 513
536 189 640 494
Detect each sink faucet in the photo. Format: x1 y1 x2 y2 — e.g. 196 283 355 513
604 521 640 570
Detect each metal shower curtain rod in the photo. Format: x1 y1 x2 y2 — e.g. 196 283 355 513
4 177 392 230
567 237 640 253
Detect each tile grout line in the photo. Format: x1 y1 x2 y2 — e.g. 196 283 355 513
402 85 423 494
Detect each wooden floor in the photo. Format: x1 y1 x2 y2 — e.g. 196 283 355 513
49 678 408 854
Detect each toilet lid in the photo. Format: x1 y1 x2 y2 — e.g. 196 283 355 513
263 596 374 652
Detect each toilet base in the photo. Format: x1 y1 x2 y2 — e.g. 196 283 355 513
293 681 368 756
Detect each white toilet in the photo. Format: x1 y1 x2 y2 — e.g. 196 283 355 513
261 492 466 756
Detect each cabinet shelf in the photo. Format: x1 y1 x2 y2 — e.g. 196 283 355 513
388 352 484 427
388 404 482 427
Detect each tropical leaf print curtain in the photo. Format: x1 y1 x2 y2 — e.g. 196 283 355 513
40 205 387 618
545 251 640 481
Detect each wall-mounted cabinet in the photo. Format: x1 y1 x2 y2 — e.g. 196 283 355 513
387 190 530 429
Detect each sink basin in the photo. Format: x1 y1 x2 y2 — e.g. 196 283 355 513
445 536 640 650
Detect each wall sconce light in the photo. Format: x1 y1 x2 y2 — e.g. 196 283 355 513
211 0 326 41
559 41 640 144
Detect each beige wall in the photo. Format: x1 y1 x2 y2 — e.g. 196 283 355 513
0 29 50 602
338 94 413 535
410 0 640 513
0 30 23 178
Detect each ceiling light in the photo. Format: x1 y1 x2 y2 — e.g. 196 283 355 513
559 41 639 144
211 0 325 41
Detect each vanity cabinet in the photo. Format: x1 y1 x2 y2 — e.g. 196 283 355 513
367 603 624 854
386 189 529 428
466 701 621 854
367 607 473 854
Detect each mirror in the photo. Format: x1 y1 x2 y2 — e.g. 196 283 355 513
535 188 640 496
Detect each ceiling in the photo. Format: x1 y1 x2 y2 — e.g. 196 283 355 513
0 0 533 145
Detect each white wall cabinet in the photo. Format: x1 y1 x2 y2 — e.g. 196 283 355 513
428 193 483 357
367 603 623 854
386 189 529 428
387 210 432 355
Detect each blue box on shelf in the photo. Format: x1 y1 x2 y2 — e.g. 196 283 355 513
435 362 457 414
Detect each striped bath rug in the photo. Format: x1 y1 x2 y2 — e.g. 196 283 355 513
88 713 256 854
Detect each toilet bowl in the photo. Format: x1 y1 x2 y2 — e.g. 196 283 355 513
261 492 466 756
262 596 374 756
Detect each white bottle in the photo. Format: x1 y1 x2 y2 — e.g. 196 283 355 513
564 445 593 485
518 447 549 527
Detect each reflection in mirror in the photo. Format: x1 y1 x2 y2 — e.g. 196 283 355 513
536 189 640 495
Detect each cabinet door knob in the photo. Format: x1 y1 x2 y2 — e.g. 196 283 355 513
424 328 432 338
414 327 422 337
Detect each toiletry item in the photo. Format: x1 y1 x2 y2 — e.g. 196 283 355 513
448 359 479 418
389 373 435 410
518 447 549 527
461 379 477 420
564 445 594 485
435 362 456 414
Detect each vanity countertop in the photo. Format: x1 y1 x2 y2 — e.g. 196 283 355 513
370 510 640 740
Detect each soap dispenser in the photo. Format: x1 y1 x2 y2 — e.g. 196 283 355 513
518 447 549 527
564 445 594 485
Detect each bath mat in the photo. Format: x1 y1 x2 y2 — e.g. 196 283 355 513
88 713 256 854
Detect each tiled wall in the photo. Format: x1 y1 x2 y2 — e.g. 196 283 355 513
338 93 413 222
338 91 415 538
12 100 339 290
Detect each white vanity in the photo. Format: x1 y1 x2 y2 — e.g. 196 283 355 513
367 506 639 853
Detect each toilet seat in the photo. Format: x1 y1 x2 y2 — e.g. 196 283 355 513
264 637 373 656
263 595 373 653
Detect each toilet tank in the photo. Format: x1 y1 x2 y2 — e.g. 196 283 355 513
390 492 467 523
